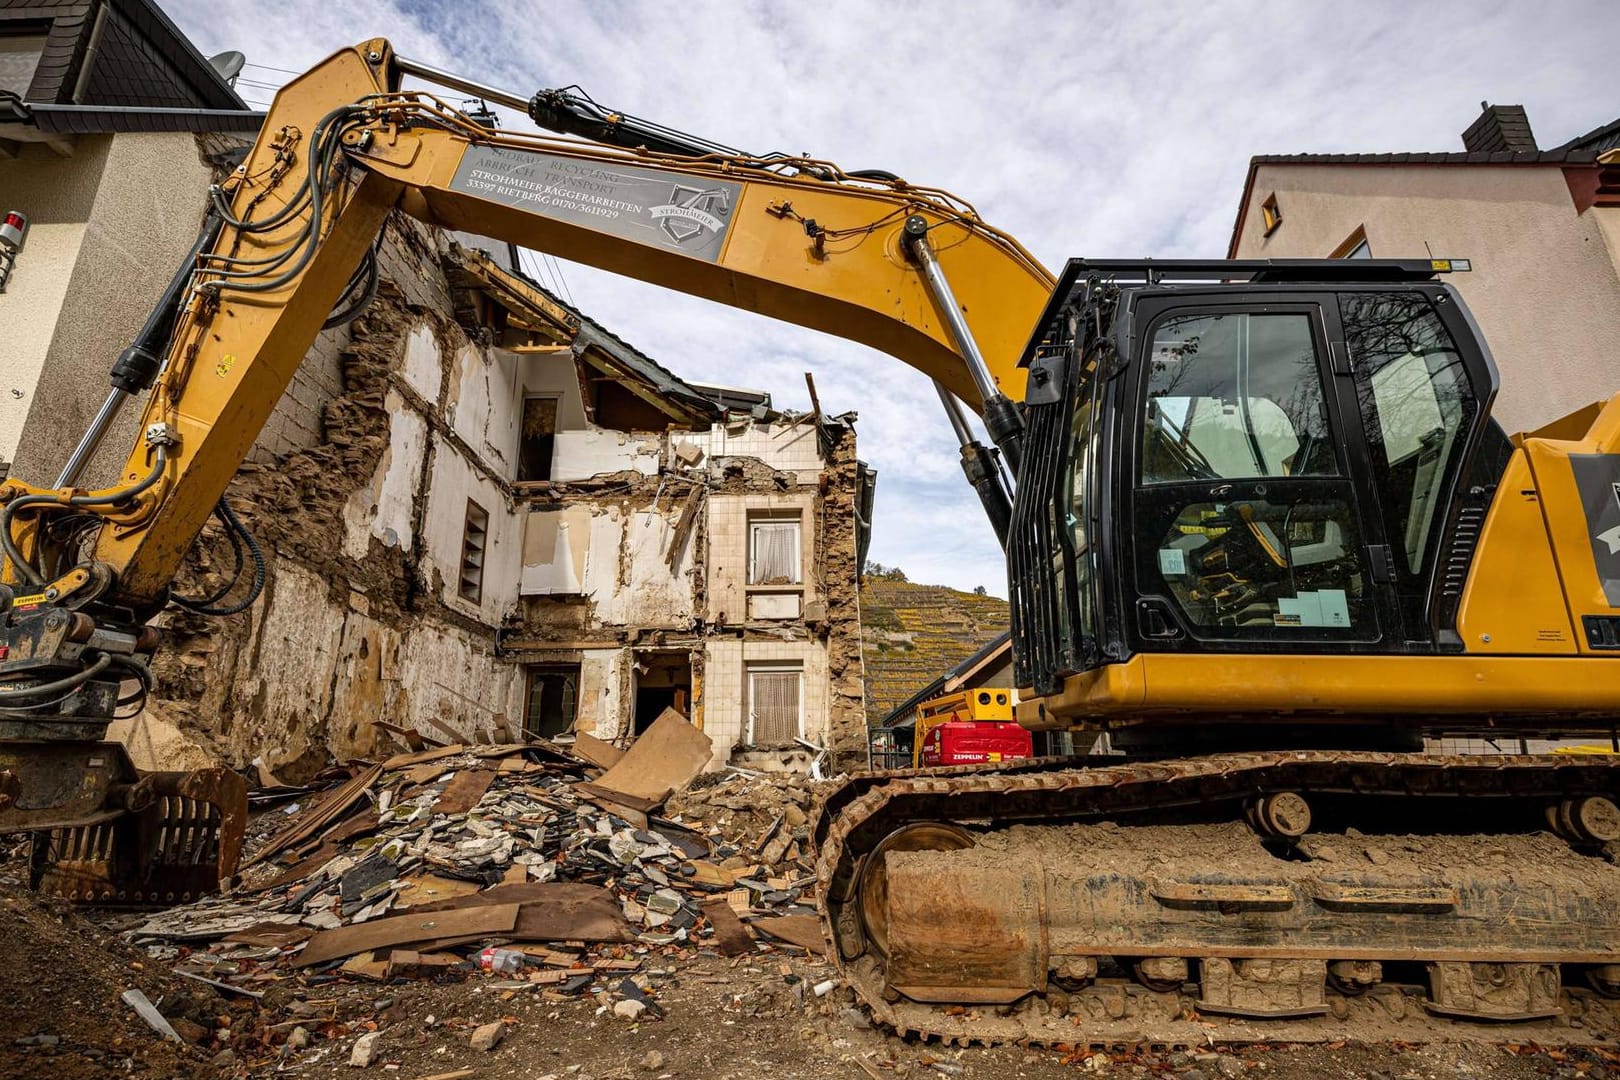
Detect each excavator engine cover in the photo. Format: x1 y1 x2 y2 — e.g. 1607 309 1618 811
0 740 246 906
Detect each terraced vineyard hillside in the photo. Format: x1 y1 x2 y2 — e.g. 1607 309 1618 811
860 575 1010 725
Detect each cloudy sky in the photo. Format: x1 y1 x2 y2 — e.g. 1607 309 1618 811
167 0 1615 596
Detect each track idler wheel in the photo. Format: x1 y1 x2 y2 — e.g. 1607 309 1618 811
1548 796 1620 845
855 821 975 959
1245 791 1311 839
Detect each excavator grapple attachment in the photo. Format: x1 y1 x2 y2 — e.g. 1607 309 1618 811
0 741 245 906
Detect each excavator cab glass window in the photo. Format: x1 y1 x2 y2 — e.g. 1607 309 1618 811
1339 293 1477 578
1134 305 1377 642
1141 312 1336 484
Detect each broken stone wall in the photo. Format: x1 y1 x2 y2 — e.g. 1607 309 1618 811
515 414 868 772
148 216 532 780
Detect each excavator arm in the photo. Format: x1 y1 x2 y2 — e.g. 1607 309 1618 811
0 38 1050 902
2 38 1051 610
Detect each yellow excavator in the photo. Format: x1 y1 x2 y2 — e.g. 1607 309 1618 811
3 40 1619 1042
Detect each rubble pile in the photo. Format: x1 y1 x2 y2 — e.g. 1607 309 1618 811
99 711 833 1066
666 771 832 870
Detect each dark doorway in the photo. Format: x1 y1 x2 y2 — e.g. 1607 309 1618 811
633 651 692 735
518 396 558 482
524 664 579 738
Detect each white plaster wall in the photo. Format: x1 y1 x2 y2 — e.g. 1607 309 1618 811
517 350 589 431
341 388 427 559
0 221 87 464
423 433 523 624
518 504 695 622
448 341 523 477
401 324 442 402
551 430 661 481
575 648 626 740
394 619 526 744
1232 165 1620 433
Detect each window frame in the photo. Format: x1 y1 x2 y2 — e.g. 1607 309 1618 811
1260 193 1283 236
1331 225 1372 260
747 512 803 586
1126 294 1393 652
523 663 580 738
516 393 560 484
746 663 804 747
457 499 490 605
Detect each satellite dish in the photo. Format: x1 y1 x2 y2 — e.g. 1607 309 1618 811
208 50 246 86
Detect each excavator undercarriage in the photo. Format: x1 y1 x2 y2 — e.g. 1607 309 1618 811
815 752 1620 1045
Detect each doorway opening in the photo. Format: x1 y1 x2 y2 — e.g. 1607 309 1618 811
633 650 692 735
524 664 579 739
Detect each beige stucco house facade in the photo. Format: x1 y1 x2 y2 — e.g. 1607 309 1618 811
1229 105 1620 434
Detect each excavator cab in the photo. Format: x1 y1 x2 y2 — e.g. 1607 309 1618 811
1008 259 1552 733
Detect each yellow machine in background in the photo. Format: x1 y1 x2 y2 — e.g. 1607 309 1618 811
911 688 1029 768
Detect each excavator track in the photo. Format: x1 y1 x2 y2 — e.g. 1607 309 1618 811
813 752 1620 1047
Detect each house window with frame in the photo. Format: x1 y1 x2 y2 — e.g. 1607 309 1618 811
458 500 489 604
747 665 802 747
1332 225 1372 260
748 514 801 585
1260 193 1283 236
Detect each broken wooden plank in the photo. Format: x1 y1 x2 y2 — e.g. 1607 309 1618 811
584 708 710 806
665 485 704 568
702 897 754 956
246 764 382 868
296 903 520 968
220 922 314 948
380 744 467 771
570 732 624 770
394 873 485 909
752 914 827 956
406 883 633 946
432 768 496 815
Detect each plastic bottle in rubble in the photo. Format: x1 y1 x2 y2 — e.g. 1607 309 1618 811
477 946 524 975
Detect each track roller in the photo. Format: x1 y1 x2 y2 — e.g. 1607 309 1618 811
1549 796 1620 845
1245 790 1311 839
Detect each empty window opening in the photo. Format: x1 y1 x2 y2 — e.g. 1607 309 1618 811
524 664 579 738
458 500 489 604
748 514 802 585
518 395 558 482
748 665 802 747
633 650 692 735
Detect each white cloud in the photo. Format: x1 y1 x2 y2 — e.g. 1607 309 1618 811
168 0 1616 595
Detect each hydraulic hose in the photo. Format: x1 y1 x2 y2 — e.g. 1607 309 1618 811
0 652 113 703
0 444 169 586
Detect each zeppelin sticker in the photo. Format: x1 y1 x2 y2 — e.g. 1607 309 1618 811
449 145 741 264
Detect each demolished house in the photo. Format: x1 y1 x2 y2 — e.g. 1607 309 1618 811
138 225 875 780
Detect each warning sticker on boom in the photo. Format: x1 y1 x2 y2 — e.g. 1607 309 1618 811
449 145 742 263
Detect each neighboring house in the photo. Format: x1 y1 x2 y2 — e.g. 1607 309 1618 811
2 6 875 777
0 0 262 479
1228 103 1620 434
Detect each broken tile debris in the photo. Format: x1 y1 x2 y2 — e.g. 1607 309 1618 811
113 724 832 1066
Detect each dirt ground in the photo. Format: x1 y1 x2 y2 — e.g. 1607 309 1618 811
2 876 1617 1080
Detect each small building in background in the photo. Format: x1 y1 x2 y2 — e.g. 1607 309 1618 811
1228 103 1620 433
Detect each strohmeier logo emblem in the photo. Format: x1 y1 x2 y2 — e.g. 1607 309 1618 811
649 184 731 245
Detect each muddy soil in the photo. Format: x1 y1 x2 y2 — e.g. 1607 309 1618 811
2 871 1617 1080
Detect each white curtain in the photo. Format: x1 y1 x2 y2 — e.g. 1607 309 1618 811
750 520 800 584
749 670 801 746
